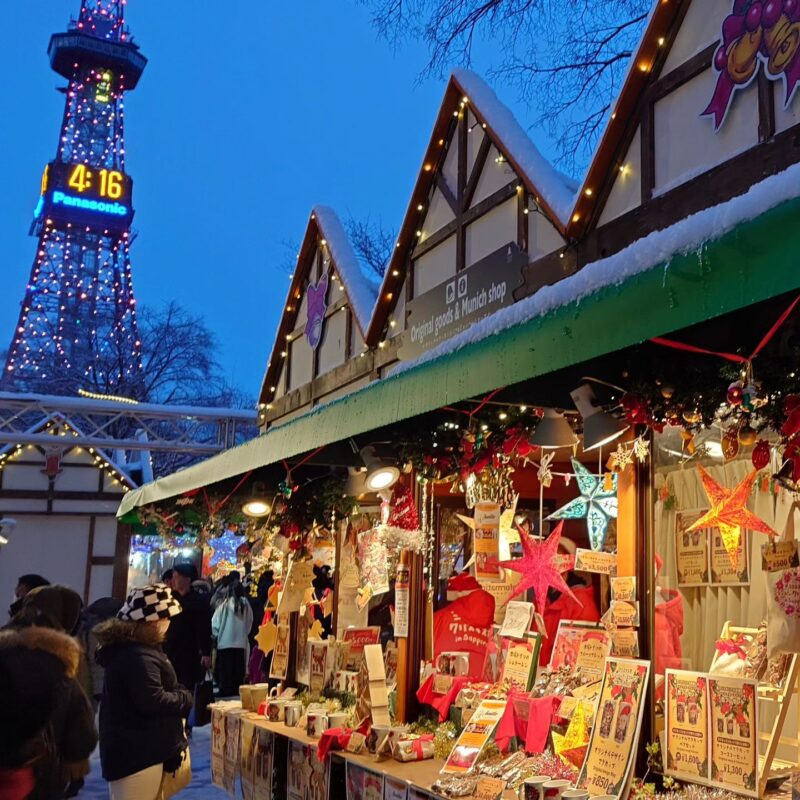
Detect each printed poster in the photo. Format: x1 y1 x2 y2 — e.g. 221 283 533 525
211 707 226 789
287 741 307 798
675 510 710 586
574 548 618 575
384 777 408 800
709 676 758 797
306 743 329 800
500 636 539 690
240 717 257 800
269 620 290 680
295 613 311 685
277 557 316 614
347 763 384 800
550 620 609 672
253 727 274 800
709 529 750 586
442 698 507 774
762 538 800 572
577 658 651 798
499 600 534 639
665 670 710 784
474 501 501 581
223 710 242 794
575 630 613 682
309 640 329 695
358 528 390 595
342 626 381 671
394 562 410 638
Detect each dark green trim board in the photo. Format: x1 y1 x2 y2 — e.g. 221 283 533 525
120 195 800 514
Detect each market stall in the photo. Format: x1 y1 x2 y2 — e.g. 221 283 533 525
116 0 800 796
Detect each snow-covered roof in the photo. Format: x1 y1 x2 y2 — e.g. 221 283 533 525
452 69 578 226
259 206 379 403
392 159 800 375
312 205 379 332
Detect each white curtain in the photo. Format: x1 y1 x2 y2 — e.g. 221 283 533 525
654 456 798 762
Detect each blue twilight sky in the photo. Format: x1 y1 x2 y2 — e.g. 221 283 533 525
0 1 560 399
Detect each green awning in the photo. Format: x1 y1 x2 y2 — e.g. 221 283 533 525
118 192 800 516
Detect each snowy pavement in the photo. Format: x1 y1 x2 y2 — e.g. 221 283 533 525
80 725 227 799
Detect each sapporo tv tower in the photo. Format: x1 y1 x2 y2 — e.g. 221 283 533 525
2 0 146 395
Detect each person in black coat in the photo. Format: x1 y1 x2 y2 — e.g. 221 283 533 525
95 585 193 800
163 563 212 695
0 624 97 800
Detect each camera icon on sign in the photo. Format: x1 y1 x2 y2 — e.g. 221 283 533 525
458 275 468 298
446 280 456 304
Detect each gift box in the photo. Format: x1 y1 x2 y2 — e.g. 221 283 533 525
449 704 475 729
335 670 359 694
392 735 435 762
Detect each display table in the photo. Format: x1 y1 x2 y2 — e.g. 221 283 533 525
242 714 520 799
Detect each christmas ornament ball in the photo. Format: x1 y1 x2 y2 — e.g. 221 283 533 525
727 381 744 406
722 431 740 461
738 425 758 447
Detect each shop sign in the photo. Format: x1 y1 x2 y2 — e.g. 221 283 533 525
665 669 759 798
398 242 526 360
577 657 651 797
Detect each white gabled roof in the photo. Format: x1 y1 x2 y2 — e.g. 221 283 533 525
453 69 578 227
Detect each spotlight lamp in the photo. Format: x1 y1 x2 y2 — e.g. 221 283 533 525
570 384 629 451
242 482 272 518
528 408 578 449
360 445 400 492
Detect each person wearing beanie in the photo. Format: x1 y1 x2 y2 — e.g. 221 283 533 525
95 584 193 800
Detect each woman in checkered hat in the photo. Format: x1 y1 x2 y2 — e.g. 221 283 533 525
94 584 194 800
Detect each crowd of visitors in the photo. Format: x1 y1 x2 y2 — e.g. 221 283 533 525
0 563 265 800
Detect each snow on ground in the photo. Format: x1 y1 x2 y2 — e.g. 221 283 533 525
80 725 226 800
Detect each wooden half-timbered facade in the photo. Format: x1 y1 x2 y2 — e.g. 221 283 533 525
260 0 800 431
0 415 136 604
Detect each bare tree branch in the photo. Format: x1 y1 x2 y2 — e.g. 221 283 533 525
345 215 395 279
359 0 650 171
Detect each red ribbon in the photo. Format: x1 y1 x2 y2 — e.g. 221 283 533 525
715 637 747 659
651 294 800 364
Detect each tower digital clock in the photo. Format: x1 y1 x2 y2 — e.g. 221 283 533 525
34 160 134 230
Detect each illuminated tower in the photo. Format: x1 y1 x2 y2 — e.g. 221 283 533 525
2 0 146 395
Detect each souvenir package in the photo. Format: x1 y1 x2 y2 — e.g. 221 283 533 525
431 776 478 797
478 750 526 781
392 735 435 762
531 667 584 698
709 635 747 677
334 670 359 694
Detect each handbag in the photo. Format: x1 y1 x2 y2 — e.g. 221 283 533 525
159 747 191 800
188 670 214 728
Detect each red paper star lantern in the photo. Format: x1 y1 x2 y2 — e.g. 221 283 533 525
494 521 578 613
688 466 777 569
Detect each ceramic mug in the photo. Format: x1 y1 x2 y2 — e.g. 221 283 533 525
328 712 348 729
239 686 253 710
284 701 302 727
265 699 286 722
561 791 589 800
521 775 551 800
249 684 269 711
307 712 329 738
543 780 572 800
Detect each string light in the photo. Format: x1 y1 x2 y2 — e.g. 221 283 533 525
4 0 142 395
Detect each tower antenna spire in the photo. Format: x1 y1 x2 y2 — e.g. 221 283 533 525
2 0 147 396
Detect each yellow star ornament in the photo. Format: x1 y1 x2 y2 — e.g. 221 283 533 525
688 466 777 569
552 699 591 768
255 620 277 656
